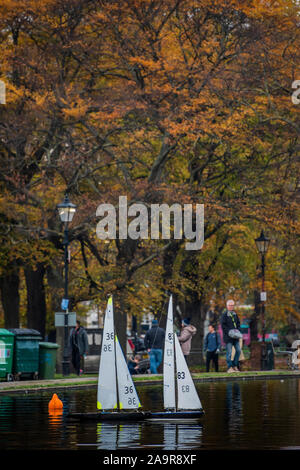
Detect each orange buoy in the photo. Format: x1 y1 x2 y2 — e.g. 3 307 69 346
48 393 63 411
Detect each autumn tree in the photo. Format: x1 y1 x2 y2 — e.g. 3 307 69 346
0 0 299 352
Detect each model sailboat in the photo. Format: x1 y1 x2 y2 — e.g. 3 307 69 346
70 296 147 421
147 295 204 420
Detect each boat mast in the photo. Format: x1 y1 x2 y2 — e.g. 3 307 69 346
114 334 120 412
164 295 177 412
174 331 178 412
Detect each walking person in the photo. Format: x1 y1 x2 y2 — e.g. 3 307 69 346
204 324 221 372
144 319 165 374
178 318 197 362
221 299 242 373
231 337 245 370
69 320 89 376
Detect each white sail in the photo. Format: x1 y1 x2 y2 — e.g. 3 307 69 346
115 335 141 410
174 334 202 410
163 295 176 410
97 297 118 410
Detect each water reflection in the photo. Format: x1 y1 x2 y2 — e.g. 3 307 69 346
48 409 63 427
163 423 203 450
0 396 14 432
96 422 141 450
225 382 243 437
95 421 203 450
1 379 300 450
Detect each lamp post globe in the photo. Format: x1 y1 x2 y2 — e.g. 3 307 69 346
57 194 77 224
255 230 270 255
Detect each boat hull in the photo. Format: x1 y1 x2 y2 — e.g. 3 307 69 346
146 410 204 421
68 411 149 421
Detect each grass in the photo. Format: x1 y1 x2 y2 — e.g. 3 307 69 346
191 370 299 378
134 370 300 381
0 373 98 391
54 373 97 379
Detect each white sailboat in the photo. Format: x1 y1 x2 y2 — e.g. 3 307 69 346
147 295 204 420
70 296 147 421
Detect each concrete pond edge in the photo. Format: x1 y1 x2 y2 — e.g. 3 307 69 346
0 370 300 395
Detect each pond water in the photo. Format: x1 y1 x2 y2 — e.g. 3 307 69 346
1 378 300 451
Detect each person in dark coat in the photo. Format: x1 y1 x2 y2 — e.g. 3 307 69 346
204 324 221 372
144 319 165 374
220 300 241 373
69 320 89 375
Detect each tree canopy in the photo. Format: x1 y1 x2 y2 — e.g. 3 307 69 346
0 0 299 348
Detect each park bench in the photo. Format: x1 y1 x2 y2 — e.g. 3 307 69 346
270 340 299 370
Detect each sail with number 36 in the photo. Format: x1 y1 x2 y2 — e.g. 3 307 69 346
69 296 146 421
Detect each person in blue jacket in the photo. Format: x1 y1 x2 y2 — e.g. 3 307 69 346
204 324 221 372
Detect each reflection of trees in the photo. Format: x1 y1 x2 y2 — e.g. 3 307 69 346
262 379 300 448
139 385 163 412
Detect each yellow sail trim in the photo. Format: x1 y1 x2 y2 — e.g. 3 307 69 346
98 402 119 410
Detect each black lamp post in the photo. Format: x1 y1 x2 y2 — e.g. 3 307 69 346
57 193 77 376
255 230 270 344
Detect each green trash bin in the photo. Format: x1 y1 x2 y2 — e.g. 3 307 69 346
9 329 42 380
0 329 14 381
39 342 59 380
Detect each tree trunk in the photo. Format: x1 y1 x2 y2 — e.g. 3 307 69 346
24 263 47 338
115 238 139 354
183 295 205 366
0 263 20 328
178 250 205 365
